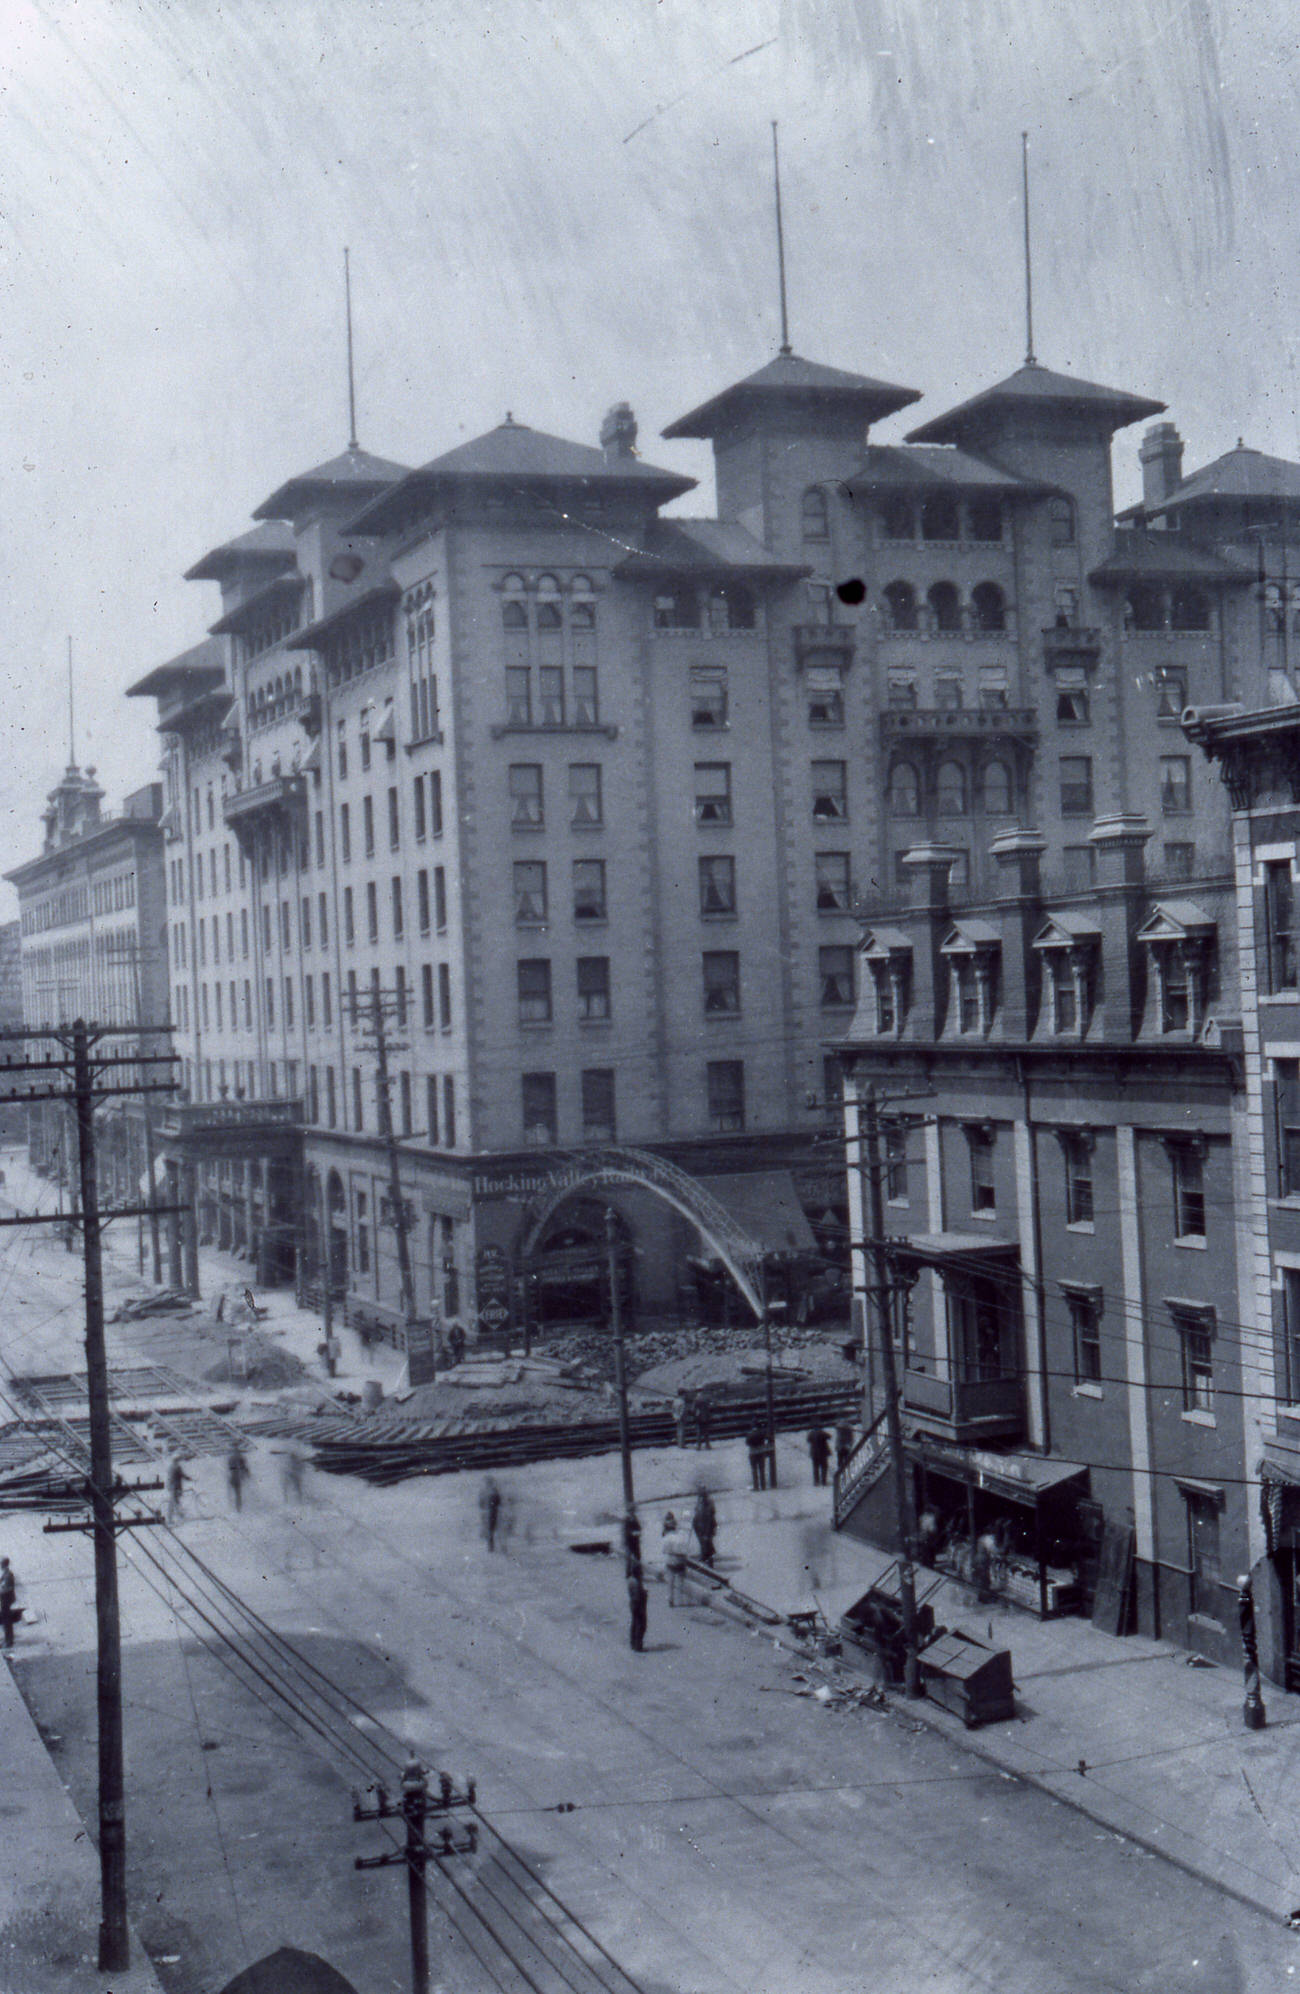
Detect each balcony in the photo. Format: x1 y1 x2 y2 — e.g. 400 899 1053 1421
1042 625 1102 665
902 1367 1025 1445
221 770 307 845
793 623 857 665
880 706 1038 744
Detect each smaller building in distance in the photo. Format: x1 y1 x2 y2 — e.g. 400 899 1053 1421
3 765 168 1208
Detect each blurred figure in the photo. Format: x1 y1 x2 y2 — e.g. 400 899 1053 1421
165 1452 189 1524
0 1556 17 1649
623 1505 643 1576
627 1566 648 1651
226 1443 251 1512
662 1513 690 1605
692 1485 717 1567
746 1424 769 1491
499 1488 518 1553
835 1421 855 1476
807 1426 831 1486
480 1476 502 1551
448 1322 467 1367
672 1390 689 1448
280 1447 307 1504
695 1395 713 1450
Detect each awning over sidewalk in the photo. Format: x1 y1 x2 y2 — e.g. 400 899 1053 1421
893 1230 1019 1268
704 1170 818 1257
909 1439 1088 1507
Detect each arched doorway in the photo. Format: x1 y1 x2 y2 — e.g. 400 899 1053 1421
528 1197 632 1330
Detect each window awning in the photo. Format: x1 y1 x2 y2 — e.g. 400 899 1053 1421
909 1439 1089 1506
893 1230 1019 1269
702 1170 818 1257
862 926 913 958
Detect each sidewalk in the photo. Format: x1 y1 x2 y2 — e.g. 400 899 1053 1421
646 1436 1300 1924
0 1656 164 1994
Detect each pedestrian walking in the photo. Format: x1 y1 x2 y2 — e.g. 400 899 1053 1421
807 1426 831 1487
280 1447 307 1504
448 1322 467 1367
627 1567 648 1651
226 1443 251 1512
623 1504 643 1576
692 1485 717 1567
661 1513 690 1606
746 1424 769 1491
835 1421 855 1475
165 1452 188 1524
0 1557 17 1650
480 1476 502 1551
672 1390 690 1448
695 1395 713 1450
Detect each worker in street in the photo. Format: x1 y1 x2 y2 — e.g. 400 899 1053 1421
807 1426 831 1486
165 1452 189 1524
627 1564 648 1651
480 1476 502 1551
226 1442 251 1512
692 1485 717 1567
661 1512 690 1605
835 1420 856 1476
0 1556 17 1649
623 1504 643 1576
672 1390 690 1448
695 1394 713 1450
746 1423 769 1491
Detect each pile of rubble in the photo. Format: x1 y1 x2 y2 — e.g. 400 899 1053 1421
535 1321 847 1391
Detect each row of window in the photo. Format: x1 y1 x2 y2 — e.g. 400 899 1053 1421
509 853 854 926
879 579 1011 634
178 954 456 1040
513 947 855 1025
521 1060 746 1143
504 665 600 728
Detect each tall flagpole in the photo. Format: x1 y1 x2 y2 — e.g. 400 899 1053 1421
1021 131 1036 366
771 121 791 356
344 247 358 449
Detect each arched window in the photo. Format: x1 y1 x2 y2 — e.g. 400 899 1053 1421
888 761 921 817
921 493 960 542
982 759 1013 814
501 572 527 594
571 573 594 595
1125 584 1166 632
536 602 562 630
1170 585 1210 632
502 599 528 630
927 581 962 633
1048 496 1075 546
536 572 561 597
883 581 918 632
801 487 829 540
972 582 1007 633
936 760 968 816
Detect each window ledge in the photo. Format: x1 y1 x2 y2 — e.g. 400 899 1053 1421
1268 1196 1300 1212
574 915 608 929
517 1020 555 1032
1174 1235 1208 1250
404 733 444 754
886 1196 909 1209
1072 1382 1104 1400
570 821 606 834
692 722 731 734
577 1017 613 1029
703 1009 743 1022
700 912 739 923
1066 1221 1096 1235
969 1206 1000 1222
1257 993 1300 1006
491 722 618 740
1181 1408 1217 1427
510 822 547 835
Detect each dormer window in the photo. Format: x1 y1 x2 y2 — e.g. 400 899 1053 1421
1137 901 1216 1038
1032 914 1099 1037
941 922 1000 1036
862 929 912 1037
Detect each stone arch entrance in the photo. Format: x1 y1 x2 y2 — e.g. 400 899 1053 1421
517 1146 765 1321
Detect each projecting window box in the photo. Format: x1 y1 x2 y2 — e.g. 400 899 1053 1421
1071 1382 1103 1401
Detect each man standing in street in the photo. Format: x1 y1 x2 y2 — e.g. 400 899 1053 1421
746 1423 769 1491
480 1477 502 1551
0 1557 17 1650
692 1485 717 1567
807 1426 831 1487
627 1565 648 1651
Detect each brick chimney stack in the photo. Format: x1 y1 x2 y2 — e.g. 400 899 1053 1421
1139 421 1184 512
600 403 637 462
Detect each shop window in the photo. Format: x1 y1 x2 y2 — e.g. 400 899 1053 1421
883 580 919 632
801 487 829 540
888 761 921 817
814 852 851 912
707 1058 745 1132
1173 1306 1215 1414
927 581 961 633
577 956 611 1020
971 581 1007 633
819 945 854 1008
1277 1061 1300 1196
967 496 1002 543
1265 860 1298 991
702 951 740 1015
517 959 552 1024
1048 496 1075 546
522 1071 557 1146
1059 755 1093 816
690 667 728 728
921 493 960 542
1184 1489 1223 1619
694 762 732 825
880 495 914 541
1063 1285 1103 1383
811 760 847 822
1160 755 1192 816
699 854 736 916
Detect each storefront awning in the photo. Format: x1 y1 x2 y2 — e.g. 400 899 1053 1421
704 1170 818 1257
909 1438 1088 1506
894 1230 1019 1267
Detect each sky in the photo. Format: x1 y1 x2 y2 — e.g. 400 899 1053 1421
1 0 1298 914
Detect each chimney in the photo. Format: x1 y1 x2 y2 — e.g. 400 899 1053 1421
1139 422 1184 512
989 827 1046 901
1088 813 1151 890
600 403 637 462
898 843 961 1042
900 842 960 914
990 830 1046 1040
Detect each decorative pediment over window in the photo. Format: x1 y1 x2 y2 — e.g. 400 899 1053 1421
1033 911 1100 1034
939 918 1001 956
1032 911 1101 952
1135 899 1215 947
940 920 1000 1035
1137 900 1216 1036
862 926 914 962
862 927 912 1035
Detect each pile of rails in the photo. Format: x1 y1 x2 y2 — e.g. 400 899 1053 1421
263 1376 862 1486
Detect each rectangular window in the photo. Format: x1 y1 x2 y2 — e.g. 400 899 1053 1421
522 1071 557 1146
514 861 547 924
308 1065 319 1122
398 1069 412 1136
1066 1288 1103 1384
518 959 552 1024
241 907 249 957
1266 860 1297 992
819 944 855 1008
283 976 294 1027
968 1126 996 1212
305 975 315 1028
264 976 275 1027
703 950 740 1015
421 963 434 1028
363 795 375 856
281 900 292 950
387 786 400 849
690 667 728 728
360 726 371 773
438 963 451 1030
510 763 543 827
1283 1267 1300 1403
1160 755 1192 815
699 855 736 916
391 876 404 940
430 769 443 836
574 859 606 922
934 676 963 713
352 1067 364 1131
573 667 599 725
1163 842 1195 882
1175 1307 1215 1412
413 775 427 841
1185 1491 1222 1620
322 973 332 1027
1156 668 1188 719
811 759 847 822
340 804 351 863
815 852 851 912
426 1075 439 1146
1056 684 1090 725
807 666 845 726
442 1074 455 1147
366 881 379 943
581 1068 616 1142
577 956 611 1020
1278 1062 1300 1196
884 1123 908 1201
1171 1142 1206 1240
418 869 431 933
318 893 328 948
539 666 565 725
506 666 532 724
325 1066 337 1126
434 866 447 932
569 763 602 826
301 897 312 949
1063 1134 1094 1224
337 723 347 779
1059 755 1094 816
394 964 407 1027
694 762 732 825
706 1059 745 1133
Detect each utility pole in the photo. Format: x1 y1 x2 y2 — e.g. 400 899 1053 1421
860 1084 921 1698
758 1260 783 1489
356 986 417 1335
0 1020 179 1967
606 1205 634 1513
353 1764 477 1994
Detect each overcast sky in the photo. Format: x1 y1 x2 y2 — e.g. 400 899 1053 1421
1 0 1296 913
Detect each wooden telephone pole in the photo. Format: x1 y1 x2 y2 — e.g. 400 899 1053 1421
347 985 419 1350
0 1020 178 1968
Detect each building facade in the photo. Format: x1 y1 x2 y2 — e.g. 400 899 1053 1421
4 767 168 1208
